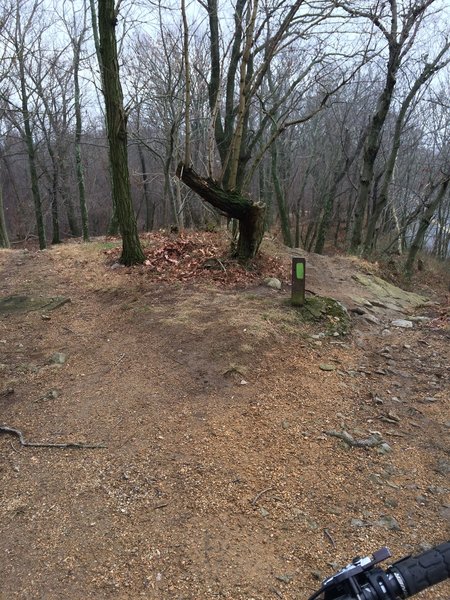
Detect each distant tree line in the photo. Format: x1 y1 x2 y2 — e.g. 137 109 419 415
0 0 449 269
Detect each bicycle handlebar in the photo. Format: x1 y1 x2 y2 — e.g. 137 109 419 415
307 541 450 600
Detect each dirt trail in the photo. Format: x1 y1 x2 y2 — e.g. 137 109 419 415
0 239 449 600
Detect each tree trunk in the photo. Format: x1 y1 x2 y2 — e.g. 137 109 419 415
138 144 154 231
176 163 265 260
271 140 292 247
19 57 46 249
60 159 80 237
74 42 89 242
98 0 144 265
350 43 401 253
404 178 450 278
0 172 10 248
363 42 450 257
49 150 61 244
91 0 118 235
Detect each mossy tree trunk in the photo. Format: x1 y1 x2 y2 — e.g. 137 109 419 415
90 0 118 235
98 0 144 265
176 163 265 260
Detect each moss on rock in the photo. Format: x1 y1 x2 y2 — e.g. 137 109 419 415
295 296 351 335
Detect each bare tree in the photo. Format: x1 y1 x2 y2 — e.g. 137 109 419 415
177 0 348 260
362 40 450 256
62 0 90 241
1 0 49 249
334 0 443 253
97 0 144 265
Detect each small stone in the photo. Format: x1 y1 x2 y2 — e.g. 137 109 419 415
369 474 383 486
111 262 124 270
384 498 399 509
264 277 282 290
427 485 447 495
440 506 450 522
328 506 342 515
41 314 51 321
50 352 67 365
281 420 290 429
319 364 336 372
351 518 366 528
416 495 429 505
391 319 413 328
420 396 436 403
418 542 433 552
377 443 392 455
259 507 269 517
376 515 400 530
364 314 380 325
435 459 450 476
275 574 293 584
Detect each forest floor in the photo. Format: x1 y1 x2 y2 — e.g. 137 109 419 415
0 231 449 600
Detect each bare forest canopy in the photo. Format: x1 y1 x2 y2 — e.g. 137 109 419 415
0 0 449 266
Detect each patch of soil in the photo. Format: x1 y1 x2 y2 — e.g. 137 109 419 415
0 233 449 600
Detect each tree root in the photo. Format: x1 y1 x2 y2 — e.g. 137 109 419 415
325 430 384 448
0 425 106 449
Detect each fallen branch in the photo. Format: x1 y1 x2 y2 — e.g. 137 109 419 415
325 430 384 448
0 425 106 449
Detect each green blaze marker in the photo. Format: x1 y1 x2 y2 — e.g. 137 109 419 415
291 257 306 306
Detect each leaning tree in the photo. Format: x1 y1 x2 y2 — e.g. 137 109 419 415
176 0 357 260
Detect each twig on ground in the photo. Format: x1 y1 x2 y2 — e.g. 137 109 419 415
216 258 227 273
324 528 336 547
252 486 274 506
0 425 106 449
10 440 20 452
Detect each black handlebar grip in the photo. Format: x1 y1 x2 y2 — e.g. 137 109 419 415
391 541 450 597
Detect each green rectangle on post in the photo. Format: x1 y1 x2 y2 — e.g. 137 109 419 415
291 257 306 306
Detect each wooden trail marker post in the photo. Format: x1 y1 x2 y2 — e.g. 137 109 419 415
291 257 305 306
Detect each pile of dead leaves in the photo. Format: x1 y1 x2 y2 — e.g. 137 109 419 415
103 230 288 287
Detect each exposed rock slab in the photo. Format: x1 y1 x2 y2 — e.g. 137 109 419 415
352 274 427 311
